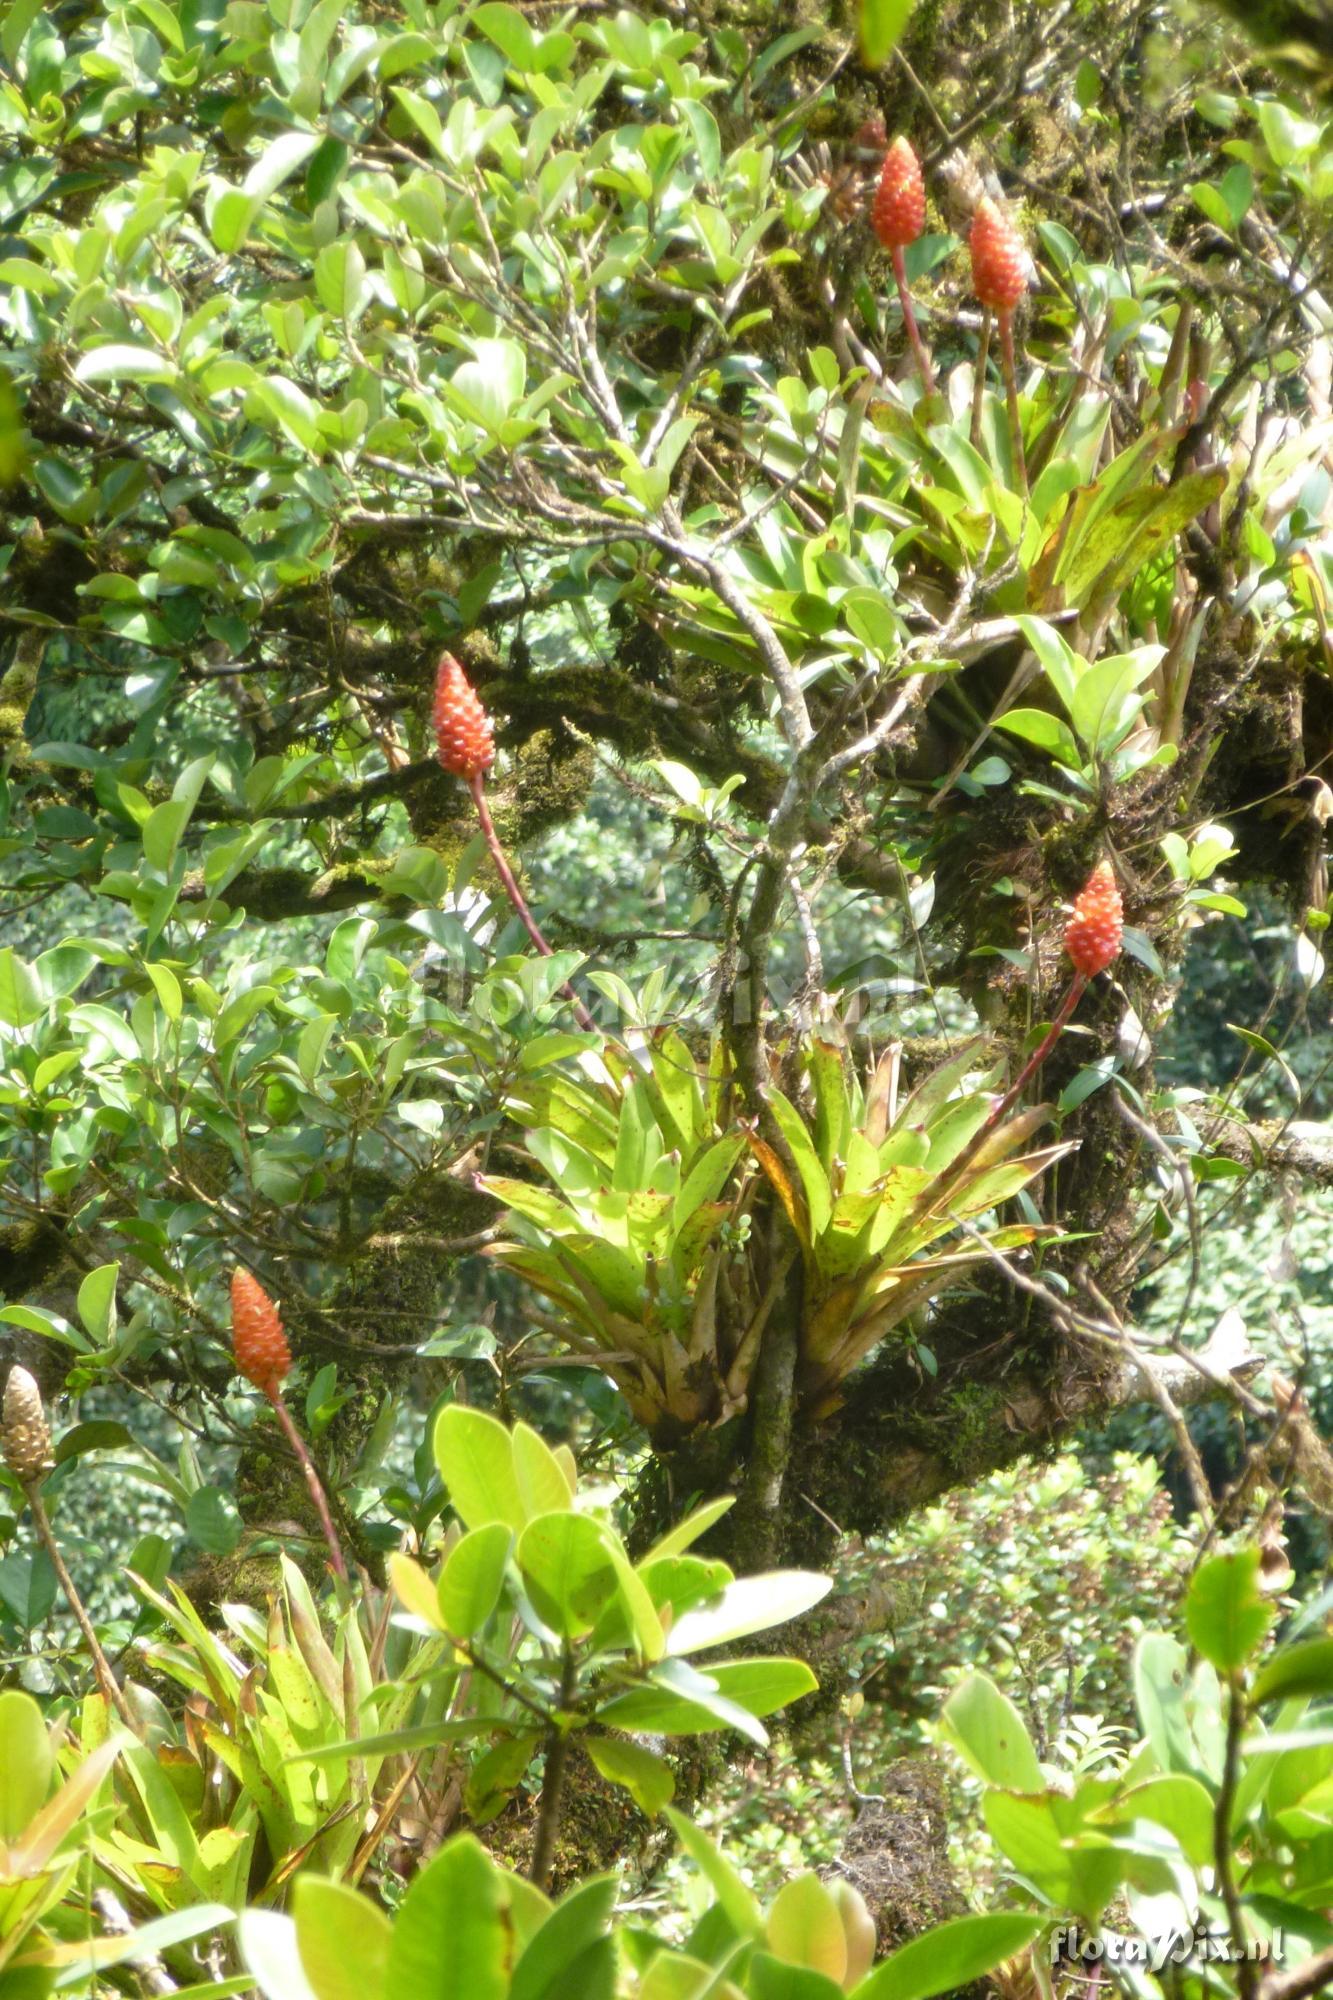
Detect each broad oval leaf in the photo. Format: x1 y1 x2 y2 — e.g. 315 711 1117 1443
294 1878 391 2000
766 1873 847 1983
750 1956 845 2000
239 1911 321 2000
76 1262 119 1343
585 1736 675 1814
1185 1550 1273 1673
1254 1638 1333 1706
517 1512 622 1639
389 1552 445 1631
512 1420 576 1520
386 1834 512 2000
938 1673 1044 1792
510 1874 618 2000
664 1571 831 1656
853 1911 1045 2000
0 1688 51 1841
597 1657 815 1743
434 1405 525 1532
438 1522 512 1638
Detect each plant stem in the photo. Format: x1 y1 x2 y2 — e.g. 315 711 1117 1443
986 973 1086 1132
1216 1675 1257 2000
469 775 597 1034
24 1481 138 1731
970 311 991 448
529 1649 576 1892
997 308 1028 495
912 973 1087 1228
265 1387 348 1583
890 244 935 395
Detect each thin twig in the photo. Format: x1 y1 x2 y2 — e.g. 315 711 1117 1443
24 1483 138 1730
265 1389 348 1584
971 312 991 448
890 244 936 394
1257 1942 1333 2000
470 776 597 1032
998 309 1029 494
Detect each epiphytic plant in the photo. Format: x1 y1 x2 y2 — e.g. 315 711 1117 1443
482 1031 1072 1434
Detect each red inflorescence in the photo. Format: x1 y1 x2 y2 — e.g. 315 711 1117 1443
1065 861 1124 979
969 196 1029 313
871 137 926 250
432 653 495 782
230 1269 292 1391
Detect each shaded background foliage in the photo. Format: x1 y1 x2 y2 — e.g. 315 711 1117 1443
0 0 1332 1990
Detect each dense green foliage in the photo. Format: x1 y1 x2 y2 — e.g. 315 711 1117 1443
2 0 1333 1993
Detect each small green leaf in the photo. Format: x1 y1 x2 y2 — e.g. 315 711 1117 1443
859 0 916 69
386 1835 510 2000
510 1876 617 2000
0 1689 52 1841
1100 1773 1216 1871
766 1873 848 1982
994 708 1083 768
855 1912 1044 2000
297 1015 337 1085
1134 1632 1203 1778
585 1737 675 1814
1253 1638 1333 1705
145 961 183 1022
434 1405 525 1532
749 1957 844 2000
664 1571 831 1655
517 1512 622 1639
939 1673 1044 1791
0 1549 58 1631
143 798 191 873
598 1658 815 1740
54 1420 137 1465
642 1497 735 1563
512 1421 575 1521
665 1807 763 1935
294 1878 391 2000
389 1552 446 1631
438 1523 512 1637
1185 1549 1273 1672
326 916 378 982
184 1487 242 1555
77 1262 120 1343
0 948 44 1028
33 943 95 1003
74 344 176 385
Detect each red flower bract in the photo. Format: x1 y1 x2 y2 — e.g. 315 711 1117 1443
871 137 925 250
969 195 1028 313
432 653 495 781
1065 860 1124 979
230 1269 292 1390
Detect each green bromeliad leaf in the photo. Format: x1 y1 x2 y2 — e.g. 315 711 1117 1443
488 1035 1067 1434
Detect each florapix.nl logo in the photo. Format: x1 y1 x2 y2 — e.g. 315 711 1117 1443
1050 1924 1285 1975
